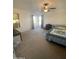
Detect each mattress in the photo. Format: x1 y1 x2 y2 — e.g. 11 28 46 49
50 28 66 38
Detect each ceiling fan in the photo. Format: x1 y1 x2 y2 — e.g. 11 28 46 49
42 2 56 12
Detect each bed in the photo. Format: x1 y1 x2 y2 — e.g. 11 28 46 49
46 25 66 46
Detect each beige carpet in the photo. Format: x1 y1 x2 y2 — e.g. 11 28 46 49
15 29 66 59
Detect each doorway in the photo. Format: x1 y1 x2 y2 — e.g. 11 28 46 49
32 15 43 29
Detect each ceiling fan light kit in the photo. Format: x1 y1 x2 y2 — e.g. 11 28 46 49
44 9 48 12
43 5 48 12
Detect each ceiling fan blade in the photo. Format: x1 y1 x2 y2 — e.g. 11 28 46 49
49 8 56 9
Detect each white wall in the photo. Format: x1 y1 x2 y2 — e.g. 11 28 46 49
44 0 66 26
13 8 32 32
13 0 66 31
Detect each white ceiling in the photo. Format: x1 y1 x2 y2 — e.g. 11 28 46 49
13 0 66 15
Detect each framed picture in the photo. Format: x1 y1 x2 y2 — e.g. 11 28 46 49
13 13 20 28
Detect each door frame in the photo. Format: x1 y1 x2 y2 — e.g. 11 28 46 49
31 15 44 29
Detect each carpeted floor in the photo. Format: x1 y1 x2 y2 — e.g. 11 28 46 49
15 29 66 59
